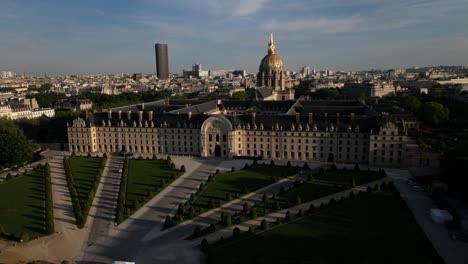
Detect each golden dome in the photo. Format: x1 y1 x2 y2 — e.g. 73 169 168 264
259 33 283 72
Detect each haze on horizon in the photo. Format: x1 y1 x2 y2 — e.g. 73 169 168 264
1 0 467 76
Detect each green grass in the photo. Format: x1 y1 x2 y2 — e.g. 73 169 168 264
207 190 444 264
68 157 102 209
124 159 180 216
0 169 46 239
192 165 300 211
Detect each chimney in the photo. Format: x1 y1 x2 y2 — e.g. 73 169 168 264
295 112 300 124
188 111 192 121
127 110 132 120
308 113 313 125
337 113 340 124
107 108 112 120
118 110 122 120
138 111 143 122
251 112 256 124
148 111 153 121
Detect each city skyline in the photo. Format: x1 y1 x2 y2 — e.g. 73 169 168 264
1 0 468 76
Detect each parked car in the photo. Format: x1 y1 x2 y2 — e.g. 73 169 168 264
412 185 425 192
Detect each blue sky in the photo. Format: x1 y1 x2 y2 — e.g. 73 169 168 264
1 0 467 76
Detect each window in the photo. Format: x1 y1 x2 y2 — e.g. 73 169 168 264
216 134 220 142
223 135 227 142
209 134 212 141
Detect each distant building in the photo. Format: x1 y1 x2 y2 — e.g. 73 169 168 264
183 64 209 79
342 82 395 98
301 66 310 76
55 99 93 111
155 43 169 79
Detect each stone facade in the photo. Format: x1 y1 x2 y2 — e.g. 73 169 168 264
67 99 432 168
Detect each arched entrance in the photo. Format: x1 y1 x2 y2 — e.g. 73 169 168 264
200 116 233 158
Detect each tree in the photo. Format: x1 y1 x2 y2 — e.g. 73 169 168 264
401 95 422 113
0 118 33 168
231 91 247 100
419 101 449 127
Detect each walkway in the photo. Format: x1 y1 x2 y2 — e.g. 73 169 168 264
387 169 468 264
81 155 123 260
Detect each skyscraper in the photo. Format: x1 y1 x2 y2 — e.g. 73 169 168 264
155 43 169 79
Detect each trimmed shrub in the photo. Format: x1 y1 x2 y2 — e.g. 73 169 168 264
244 163 249 169
193 226 202 237
276 217 281 225
5 173 12 181
296 195 302 205
270 160 275 166
279 185 285 194
249 207 257 219
285 211 291 222
178 204 186 215
180 165 186 173
349 192 356 200
243 202 249 213
303 162 310 170
20 231 30 243
233 227 241 239
225 192 232 201
209 199 216 209
352 177 357 187
275 201 281 211
286 161 291 167
366 186 373 193
209 224 216 232
248 226 253 233
231 166 235 172
152 154 157 160
308 204 315 214
223 214 232 226
215 169 220 174
260 219 269 230
354 163 360 171
200 238 209 253
242 186 249 194
262 194 268 204
163 215 173 229
297 209 304 217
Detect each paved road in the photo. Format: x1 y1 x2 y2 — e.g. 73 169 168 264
79 156 223 263
81 155 123 260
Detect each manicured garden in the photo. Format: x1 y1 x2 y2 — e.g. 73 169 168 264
0 164 54 242
189 166 384 239
64 154 106 228
204 185 444 264
116 156 183 224
166 162 300 228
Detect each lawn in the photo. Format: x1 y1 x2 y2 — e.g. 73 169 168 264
126 159 179 208
207 190 444 264
0 168 46 239
118 158 181 220
192 164 300 211
68 157 102 209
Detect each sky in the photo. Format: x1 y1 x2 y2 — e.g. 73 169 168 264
1 0 468 76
